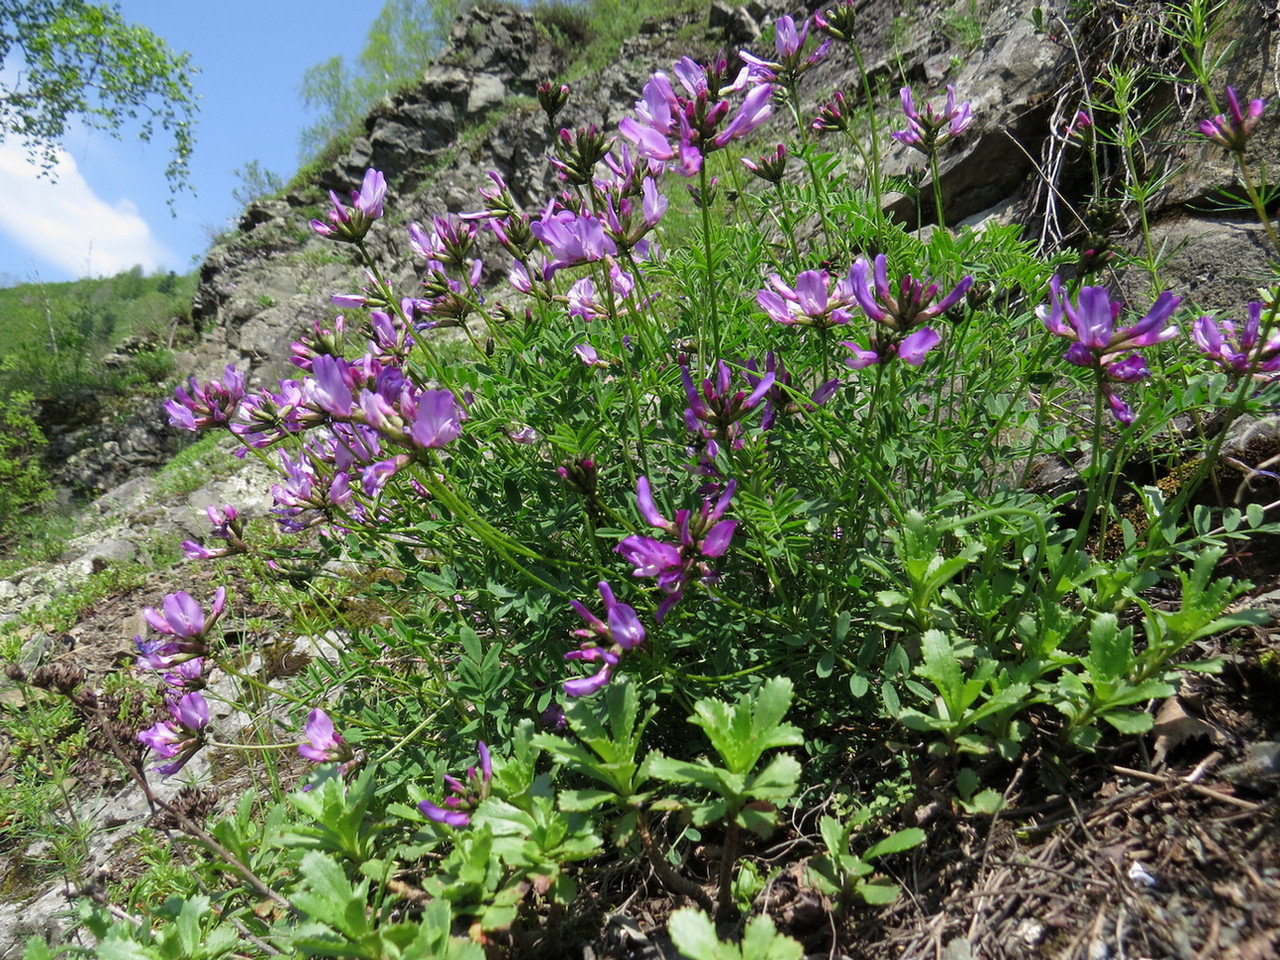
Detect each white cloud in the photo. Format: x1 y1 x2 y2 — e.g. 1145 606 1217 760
0 140 174 278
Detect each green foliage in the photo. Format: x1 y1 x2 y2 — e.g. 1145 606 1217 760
0 391 53 543
805 811 925 909
232 158 286 207
0 267 196 404
22 5 1280 957
667 909 803 960
0 1 197 193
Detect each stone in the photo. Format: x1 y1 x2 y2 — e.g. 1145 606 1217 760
466 73 508 117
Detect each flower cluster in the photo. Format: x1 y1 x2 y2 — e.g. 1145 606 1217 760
562 581 646 696
681 359 774 454
757 267 856 329
841 255 972 368
744 352 840 431
619 54 772 177
130 590 228 775
742 143 788 183
182 504 248 560
739 14 831 85
165 364 246 432
891 85 973 155
133 588 227 670
1193 302 1280 378
137 692 210 776
1038 277 1180 423
420 742 492 827
310 169 387 242
1200 86 1266 153
298 708 361 780
616 477 737 621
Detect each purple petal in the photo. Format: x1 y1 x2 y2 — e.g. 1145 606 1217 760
420 800 471 827
636 477 668 529
701 519 737 558
898 327 941 365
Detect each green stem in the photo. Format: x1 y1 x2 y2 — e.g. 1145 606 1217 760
928 149 946 230
698 163 722 365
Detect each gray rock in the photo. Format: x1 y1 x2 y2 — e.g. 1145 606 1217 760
466 73 508 117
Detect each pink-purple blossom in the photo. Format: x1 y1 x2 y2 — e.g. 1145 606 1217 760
563 581 646 696
165 364 246 432
182 504 248 561
757 268 855 329
311 169 387 242
839 255 971 369
618 57 773 177
892 85 973 154
616 477 737 621
1193 302 1280 377
137 692 209 776
530 205 618 277
1200 86 1266 152
742 143 788 182
1037 277 1181 423
403 388 463 450
419 742 492 827
739 14 831 84
143 588 227 640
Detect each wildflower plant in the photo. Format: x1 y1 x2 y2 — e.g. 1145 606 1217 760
43 8 1280 958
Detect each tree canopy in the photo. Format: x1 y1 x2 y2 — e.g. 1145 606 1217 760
0 1 198 194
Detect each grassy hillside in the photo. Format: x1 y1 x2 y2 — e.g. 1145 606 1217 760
0 267 197 401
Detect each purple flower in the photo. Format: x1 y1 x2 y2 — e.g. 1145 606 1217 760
143 588 227 641
812 92 849 135
600 177 668 252
549 124 615 186
848 255 973 330
419 742 492 827
538 81 571 123
530 205 618 277
165 364 246 432
182 504 248 561
402 389 463 450
843 327 941 369
1193 303 1280 377
1038 278 1180 361
891 85 973 154
814 1 858 43
1037 277 1181 423
1064 109 1093 141
563 581 647 696
757 268 854 329
298 708 359 776
618 59 773 177
739 14 831 84
743 351 839 429
1200 86 1266 152
137 692 209 776
839 255 970 370
616 478 737 621
311 169 387 242
742 143 788 183
682 360 774 449
574 343 609 368
162 658 205 691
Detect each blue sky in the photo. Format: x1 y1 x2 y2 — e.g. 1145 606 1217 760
0 2 397 286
